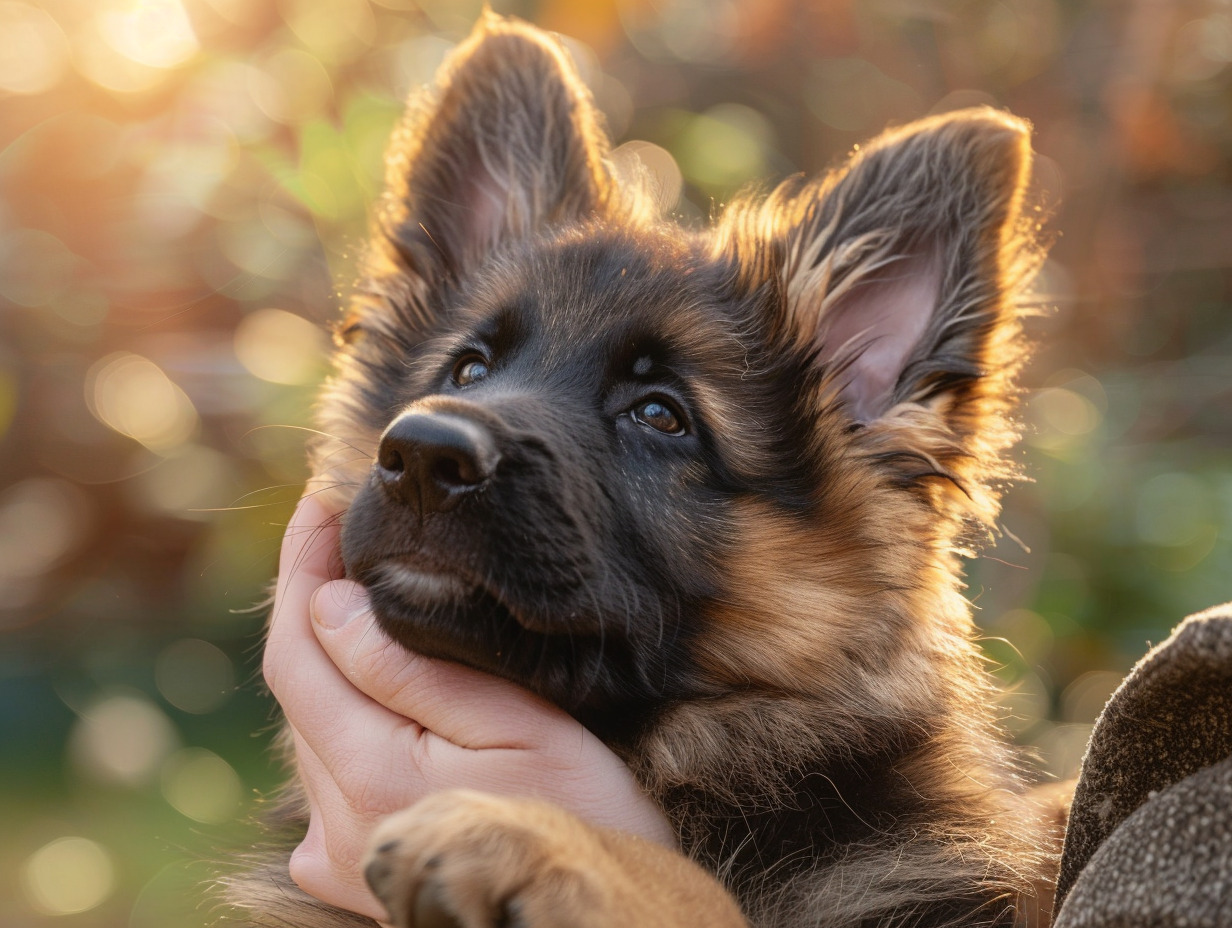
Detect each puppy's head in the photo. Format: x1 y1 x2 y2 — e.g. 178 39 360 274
314 15 1039 736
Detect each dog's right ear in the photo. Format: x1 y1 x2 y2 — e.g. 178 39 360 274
371 14 613 297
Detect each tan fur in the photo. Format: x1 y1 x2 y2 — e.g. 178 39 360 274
365 791 746 928
697 497 931 690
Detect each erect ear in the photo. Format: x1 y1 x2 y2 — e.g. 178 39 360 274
770 109 1033 420
722 108 1038 521
373 14 614 290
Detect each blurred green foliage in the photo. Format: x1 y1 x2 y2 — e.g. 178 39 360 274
1 0 1230 925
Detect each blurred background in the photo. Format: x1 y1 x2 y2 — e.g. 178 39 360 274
1 0 1229 924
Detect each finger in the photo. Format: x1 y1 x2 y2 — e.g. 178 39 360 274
264 513 436 788
288 733 389 923
273 487 344 629
264 488 347 707
269 606 429 782
311 580 575 751
264 492 426 775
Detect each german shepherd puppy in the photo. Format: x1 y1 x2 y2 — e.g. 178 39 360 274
233 13 1056 928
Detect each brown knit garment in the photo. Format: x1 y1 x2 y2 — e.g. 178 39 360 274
1053 603 1232 927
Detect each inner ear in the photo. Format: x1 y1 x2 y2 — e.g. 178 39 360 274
819 250 942 422
452 136 515 260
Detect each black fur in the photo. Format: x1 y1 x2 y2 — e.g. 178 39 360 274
340 224 818 740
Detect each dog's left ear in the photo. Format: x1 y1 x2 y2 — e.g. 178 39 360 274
726 109 1038 517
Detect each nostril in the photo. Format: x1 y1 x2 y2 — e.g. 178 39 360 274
431 456 462 488
431 453 484 489
378 444 406 475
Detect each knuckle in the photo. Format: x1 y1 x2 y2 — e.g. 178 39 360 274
287 843 324 891
292 839 350 897
261 644 284 698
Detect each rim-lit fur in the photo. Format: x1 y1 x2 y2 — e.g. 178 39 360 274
225 13 1057 928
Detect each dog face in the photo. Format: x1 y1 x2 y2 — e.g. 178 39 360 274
339 226 757 729
316 15 1038 740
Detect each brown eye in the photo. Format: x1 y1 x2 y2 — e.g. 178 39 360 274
453 354 489 386
632 398 685 435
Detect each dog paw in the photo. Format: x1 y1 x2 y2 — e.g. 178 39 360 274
363 790 617 928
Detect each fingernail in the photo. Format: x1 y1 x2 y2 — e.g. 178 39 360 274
311 581 369 629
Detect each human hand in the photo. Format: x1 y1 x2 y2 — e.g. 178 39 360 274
262 487 674 921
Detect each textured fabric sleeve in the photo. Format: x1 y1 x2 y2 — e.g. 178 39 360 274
1054 755 1231 928
1053 603 1232 925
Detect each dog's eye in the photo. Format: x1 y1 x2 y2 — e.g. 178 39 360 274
632 398 686 436
453 354 490 386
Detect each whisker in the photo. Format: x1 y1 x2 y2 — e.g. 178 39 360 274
269 511 346 627
207 481 354 514
244 424 377 459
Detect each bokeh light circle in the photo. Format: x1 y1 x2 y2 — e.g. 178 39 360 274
21 836 116 916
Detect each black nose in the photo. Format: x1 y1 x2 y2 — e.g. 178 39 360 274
376 412 500 512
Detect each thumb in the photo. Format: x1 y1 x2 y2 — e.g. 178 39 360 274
309 579 370 630
310 580 570 750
